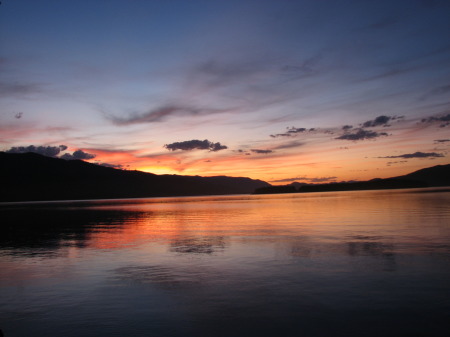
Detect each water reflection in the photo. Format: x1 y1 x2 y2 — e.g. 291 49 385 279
170 236 227 254
1 189 450 337
113 264 205 289
2 189 450 260
0 206 134 255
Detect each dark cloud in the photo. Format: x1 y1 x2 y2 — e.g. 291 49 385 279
434 139 450 143
5 145 67 157
379 152 444 159
209 142 228 152
271 176 337 183
342 125 353 130
250 149 273 154
421 113 450 127
336 129 388 141
164 139 227 152
14 112 23 119
61 150 96 160
108 105 230 125
362 115 392 128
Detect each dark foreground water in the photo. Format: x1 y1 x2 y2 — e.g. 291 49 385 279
1 188 450 337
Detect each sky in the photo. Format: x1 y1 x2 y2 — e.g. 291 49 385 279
1 0 449 184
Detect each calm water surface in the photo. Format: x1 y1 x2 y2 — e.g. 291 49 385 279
1 188 450 336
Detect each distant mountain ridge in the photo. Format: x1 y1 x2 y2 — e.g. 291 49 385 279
0 152 270 202
254 164 450 194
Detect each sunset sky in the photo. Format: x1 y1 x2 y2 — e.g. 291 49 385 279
1 0 449 184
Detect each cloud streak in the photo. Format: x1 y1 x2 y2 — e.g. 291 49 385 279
271 176 337 183
379 152 444 159
272 140 305 150
421 84 450 100
250 149 273 154
192 59 263 88
108 105 231 125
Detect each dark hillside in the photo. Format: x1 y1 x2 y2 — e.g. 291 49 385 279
396 164 450 186
0 152 269 202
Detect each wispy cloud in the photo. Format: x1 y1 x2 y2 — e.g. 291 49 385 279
164 139 227 152
271 176 337 183
280 54 323 80
272 140 305 150
107 105 232 125
421 84 450 100
270 127 315 138
192 59 264 89
378 152 444 159
386 161 408 166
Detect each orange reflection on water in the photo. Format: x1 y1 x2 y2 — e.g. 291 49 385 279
83 189 450 257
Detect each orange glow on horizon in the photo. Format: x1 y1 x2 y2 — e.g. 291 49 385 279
89 147 449 185
71 119 450 186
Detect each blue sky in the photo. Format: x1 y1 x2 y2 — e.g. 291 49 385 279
1 0 449 183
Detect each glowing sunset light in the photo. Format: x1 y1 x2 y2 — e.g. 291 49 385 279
1 0 449 184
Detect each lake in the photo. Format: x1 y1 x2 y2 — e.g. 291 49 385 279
1 188 450 337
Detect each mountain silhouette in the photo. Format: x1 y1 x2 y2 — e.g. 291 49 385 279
0 152 269 202
254 164 450 194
